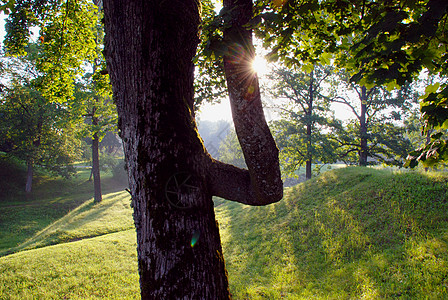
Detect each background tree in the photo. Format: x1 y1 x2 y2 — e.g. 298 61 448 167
329 73 417 166
3 0 113 202
75 66 115 203
0 51 80 192
268 65 337 179
254 0 448 167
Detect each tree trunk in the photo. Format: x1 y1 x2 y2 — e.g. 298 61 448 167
305 71 314 180
103 0 282 298
25 159 33 193
222 0 283 201
104 2 229 298
91 126 102 203
359 86 368 166
91 0 103 203
305 124 312 178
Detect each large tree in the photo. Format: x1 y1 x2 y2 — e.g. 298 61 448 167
2 0 282 297
103 0 282 298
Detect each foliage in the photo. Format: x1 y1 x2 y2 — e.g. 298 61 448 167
251 0 448 166
0 83 80 179
2 0 448 168
74 14 116 145
253 0 447 85
406 76 448 168
193 0 228 109
0 45 85 190
3 0 98 104
74 73 117 146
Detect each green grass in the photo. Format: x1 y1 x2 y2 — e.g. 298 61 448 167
9 190 134 254
0 230 139 299
215 167 448 299
0 156 129 256
1 166 448 299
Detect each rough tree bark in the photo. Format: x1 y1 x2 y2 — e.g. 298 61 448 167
103 0 282 298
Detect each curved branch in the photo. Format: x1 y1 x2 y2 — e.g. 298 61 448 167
207 0 283 205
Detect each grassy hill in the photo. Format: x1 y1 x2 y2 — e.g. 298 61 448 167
1 166 448 299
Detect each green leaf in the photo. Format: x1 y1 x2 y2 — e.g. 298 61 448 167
425 82 440 95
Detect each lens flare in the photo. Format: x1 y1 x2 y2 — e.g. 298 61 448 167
191 230 201 247
251 55 269 76
227 43 246 65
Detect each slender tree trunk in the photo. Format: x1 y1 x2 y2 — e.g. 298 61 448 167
425 130 431 172
91 125 102 203
359 86 368 166
91 0 103 203
305 125 312 178
222 0 283 200
25 159 33 193
305 71 314 180
103 0 282 298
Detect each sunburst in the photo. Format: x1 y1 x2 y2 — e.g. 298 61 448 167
251 55 269 77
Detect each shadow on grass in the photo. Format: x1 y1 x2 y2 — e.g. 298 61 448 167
216 167 448 299
0 170 130 257
4 189 134 256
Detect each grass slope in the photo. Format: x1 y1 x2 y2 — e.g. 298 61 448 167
0 230 139 299
9 190 134 254
216 167 448 299
1 167 448 299
0 156 129 256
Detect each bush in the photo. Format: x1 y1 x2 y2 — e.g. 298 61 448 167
0 154 27 198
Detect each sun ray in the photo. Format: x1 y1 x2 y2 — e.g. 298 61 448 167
251 55 269 77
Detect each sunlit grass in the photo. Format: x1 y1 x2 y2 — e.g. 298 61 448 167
1 166 448 298
216 167 448 299
0 230 139 300
0 162 129 256
11 190 134 253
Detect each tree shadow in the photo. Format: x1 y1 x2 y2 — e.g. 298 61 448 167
215 168 448 299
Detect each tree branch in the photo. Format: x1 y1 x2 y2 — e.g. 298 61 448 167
208 0 283 205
